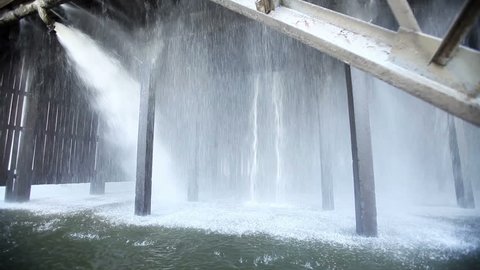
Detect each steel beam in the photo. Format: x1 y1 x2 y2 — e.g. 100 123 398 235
431 0 480 66
209 0 480 126
345 64 377 237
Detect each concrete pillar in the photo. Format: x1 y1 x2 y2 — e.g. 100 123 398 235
135 63 155 216
345 64 378 237
448 115 475 209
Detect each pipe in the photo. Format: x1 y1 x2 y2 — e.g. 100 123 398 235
0 0 68 27
37 5 55 31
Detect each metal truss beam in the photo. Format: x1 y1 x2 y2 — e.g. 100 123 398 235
209 0 480 126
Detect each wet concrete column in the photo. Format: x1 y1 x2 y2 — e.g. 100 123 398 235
448 115 475 209
345 64 377 237
135 63 155 216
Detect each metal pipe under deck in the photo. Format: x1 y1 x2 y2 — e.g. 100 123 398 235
0 0 68 26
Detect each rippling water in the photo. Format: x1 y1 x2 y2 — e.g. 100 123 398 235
0 210 479 270
0 184 479 269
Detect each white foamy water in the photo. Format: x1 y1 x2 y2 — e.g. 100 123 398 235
1 183 479 258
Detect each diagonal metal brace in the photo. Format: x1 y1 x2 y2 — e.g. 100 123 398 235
431 0 480 66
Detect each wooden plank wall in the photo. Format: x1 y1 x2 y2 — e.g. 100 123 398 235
0 32 99 187
0 51 26 187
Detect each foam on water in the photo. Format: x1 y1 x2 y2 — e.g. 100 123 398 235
1 183 479 262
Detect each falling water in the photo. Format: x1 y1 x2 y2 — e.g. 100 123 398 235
249 75 260 202
272 72 284 203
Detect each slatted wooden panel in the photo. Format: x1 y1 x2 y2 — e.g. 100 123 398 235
0 51 28 188
0 30 99 187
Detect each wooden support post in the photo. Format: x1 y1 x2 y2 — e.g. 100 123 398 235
135 63 155 216
8 67 37 202
345 64 377 237
13 92 38 202
448 115 475 209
